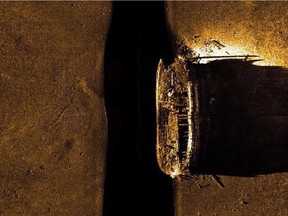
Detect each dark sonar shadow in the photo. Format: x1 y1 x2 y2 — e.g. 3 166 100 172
188 59 288 177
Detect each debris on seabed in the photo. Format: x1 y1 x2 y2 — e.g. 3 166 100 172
211 175 224 188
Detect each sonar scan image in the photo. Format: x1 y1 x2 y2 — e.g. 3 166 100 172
1 1 288 216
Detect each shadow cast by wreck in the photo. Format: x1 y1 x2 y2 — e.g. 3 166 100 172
190 59 288 176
